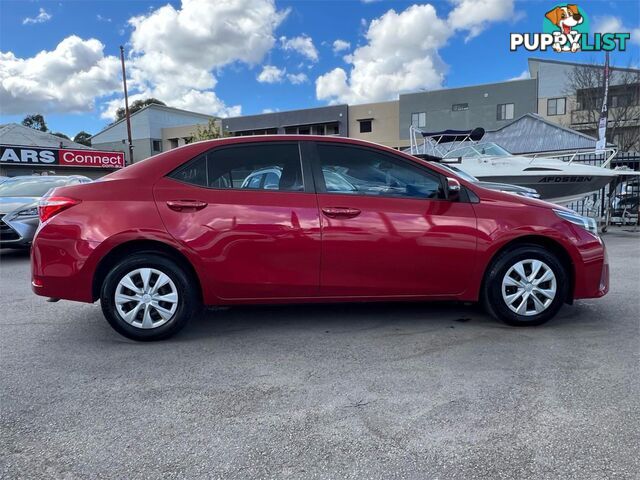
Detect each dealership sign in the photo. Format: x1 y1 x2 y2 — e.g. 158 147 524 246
0 145 125 169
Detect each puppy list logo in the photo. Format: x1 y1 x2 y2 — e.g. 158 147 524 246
510 4 630 52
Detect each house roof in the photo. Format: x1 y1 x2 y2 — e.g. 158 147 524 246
483 113 614 154
92 103 216 139
0 123 92 150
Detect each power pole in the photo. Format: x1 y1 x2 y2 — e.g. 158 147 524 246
120 45 134 165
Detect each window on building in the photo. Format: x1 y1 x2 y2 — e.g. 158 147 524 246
411 112 427 128
326 123 340 135
169 138 179 149
452 103 469 111
152 140 163 152
312 125 325 135
298 126 311 135
497 103 514 121
547 97 566 116
358 120 372 133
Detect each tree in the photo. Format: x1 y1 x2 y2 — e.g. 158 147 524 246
114 98 166 122
51 132 70 140
565 61 640 152
22 114 48 132
73 131 92 146
192 119 221 141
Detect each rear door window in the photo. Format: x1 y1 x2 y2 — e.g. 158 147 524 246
169 143 304 192
207 143 303 191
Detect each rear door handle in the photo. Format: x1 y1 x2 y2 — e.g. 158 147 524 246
321 207 361 219
166 200 208 212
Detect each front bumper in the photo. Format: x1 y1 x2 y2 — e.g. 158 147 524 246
0 214 38 247
573 238 609 299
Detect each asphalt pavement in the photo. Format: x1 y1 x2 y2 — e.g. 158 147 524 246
1 231 639 479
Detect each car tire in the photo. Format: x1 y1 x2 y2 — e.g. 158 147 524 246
483 245 568 327
100 253 199 341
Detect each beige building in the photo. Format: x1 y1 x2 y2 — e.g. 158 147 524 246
161 120 222 151
348 101 407 149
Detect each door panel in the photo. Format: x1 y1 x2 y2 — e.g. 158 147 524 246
312 142 478 297
317 194 477 296
154 142 321 301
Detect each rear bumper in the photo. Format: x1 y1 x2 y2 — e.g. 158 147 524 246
31 227 98 303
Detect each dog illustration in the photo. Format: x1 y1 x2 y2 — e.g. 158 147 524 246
545 4 584 52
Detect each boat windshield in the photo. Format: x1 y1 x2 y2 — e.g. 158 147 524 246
443 142 511 159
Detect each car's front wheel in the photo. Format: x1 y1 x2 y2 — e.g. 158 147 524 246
100 253 199 341
483 245 568 326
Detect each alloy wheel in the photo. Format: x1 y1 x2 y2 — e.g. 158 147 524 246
114 268 178 329
501 259 557 316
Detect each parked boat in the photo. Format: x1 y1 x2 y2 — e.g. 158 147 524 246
408 127 622 205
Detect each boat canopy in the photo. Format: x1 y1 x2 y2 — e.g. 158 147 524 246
419 127 485 143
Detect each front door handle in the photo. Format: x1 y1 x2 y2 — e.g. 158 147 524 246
166 200 208 212
321 207 361 219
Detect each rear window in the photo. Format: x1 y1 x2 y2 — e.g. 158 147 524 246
169 143 304 192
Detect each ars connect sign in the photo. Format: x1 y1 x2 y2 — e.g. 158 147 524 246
0 145 125 169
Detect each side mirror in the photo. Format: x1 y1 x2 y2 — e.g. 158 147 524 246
446 177 461 201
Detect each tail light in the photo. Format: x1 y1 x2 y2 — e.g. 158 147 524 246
38 196 81 222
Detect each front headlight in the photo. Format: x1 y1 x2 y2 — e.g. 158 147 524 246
13 205 39 218
554 209 598 235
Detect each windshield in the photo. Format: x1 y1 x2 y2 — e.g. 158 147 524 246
0 178 71 197
443 142 511 159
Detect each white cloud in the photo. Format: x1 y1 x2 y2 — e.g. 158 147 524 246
508 69 530 81
593 16 640 45
257 65 285 83
256 65 307 85
96 14 112 23
3 0 288 119
447 0 515 41
332 39 351 53
102 0 289 119
0 36 121 115
280 35 319 62
23 8 52 25
287 72 308 84
316 4 449 104
316 1 514 104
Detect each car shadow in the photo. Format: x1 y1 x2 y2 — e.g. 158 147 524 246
170 301 500 343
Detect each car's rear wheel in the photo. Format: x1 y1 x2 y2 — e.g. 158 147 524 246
100 253 198 341
483 245 568 326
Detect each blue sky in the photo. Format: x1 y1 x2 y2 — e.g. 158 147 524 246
0 0 638 138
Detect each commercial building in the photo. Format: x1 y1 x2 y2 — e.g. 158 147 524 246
0 123 124 179
90 104 215 163
221 105 348 137
348 101 402 149
213 57 637 153
398 79 538 144
528 58 639 151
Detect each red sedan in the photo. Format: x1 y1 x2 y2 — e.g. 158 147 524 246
31 136 609 341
